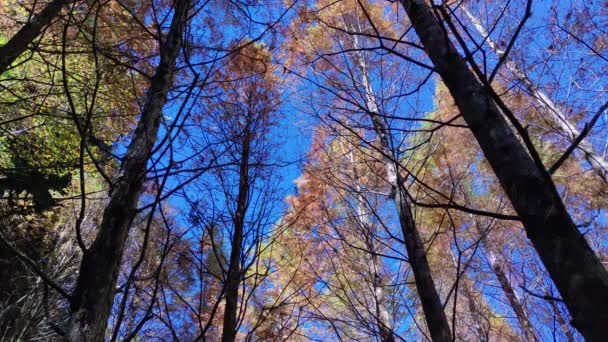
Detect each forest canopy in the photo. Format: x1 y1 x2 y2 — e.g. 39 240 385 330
0 0 606 341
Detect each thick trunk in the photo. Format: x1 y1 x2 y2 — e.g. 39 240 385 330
221 126 251 342
354 50 451 341
400 1 608 339
66 2 190 341
461 6 608 183
0 0 69 74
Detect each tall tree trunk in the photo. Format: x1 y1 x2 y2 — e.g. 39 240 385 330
0 0 70 74
351 39 452 341
460 278 489 341
471 220 537 341
461 6 608 183
483 247 537 341
366 224 395 342
389 142 451 342
347 148 395 342
549 297 576 342
400 1 608 339
447 249 490 341
221 123 252 342
66 2 190 341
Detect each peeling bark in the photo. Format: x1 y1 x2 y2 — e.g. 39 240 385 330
484 248 537 341
348 149 395 342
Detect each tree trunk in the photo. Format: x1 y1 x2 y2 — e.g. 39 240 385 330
461 5 608 183
352 40 452 341
0 0 70 74
460 278 489 342
483 248 537 341
400 1 608 339
549 298 576 342
347 148 395 342
221 123 252 342
66 1 190 341
470 218 537 341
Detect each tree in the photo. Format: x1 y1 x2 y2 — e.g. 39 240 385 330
399 0 608 339
0 0 606 340
284 1 454 338
209 42 283 342
67 1 192 340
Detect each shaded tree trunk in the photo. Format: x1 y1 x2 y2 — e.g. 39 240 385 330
400 1 608 339
461 5 608 183
66 1 191 341
221 121 252 342
0 0 70 74
460 279 489 342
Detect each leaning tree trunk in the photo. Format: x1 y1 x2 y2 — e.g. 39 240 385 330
66 1 191 341
461 5 608 183
350 33 452 340
221 122 252 342
0 0 70 74
385 123 451 342
400 1 608 340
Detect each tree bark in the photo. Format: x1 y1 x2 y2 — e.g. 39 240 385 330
400 1 608 339
352 42 452 341
221 121 252 342
0 0 70 74
66 1 191 341
461 6 608 183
